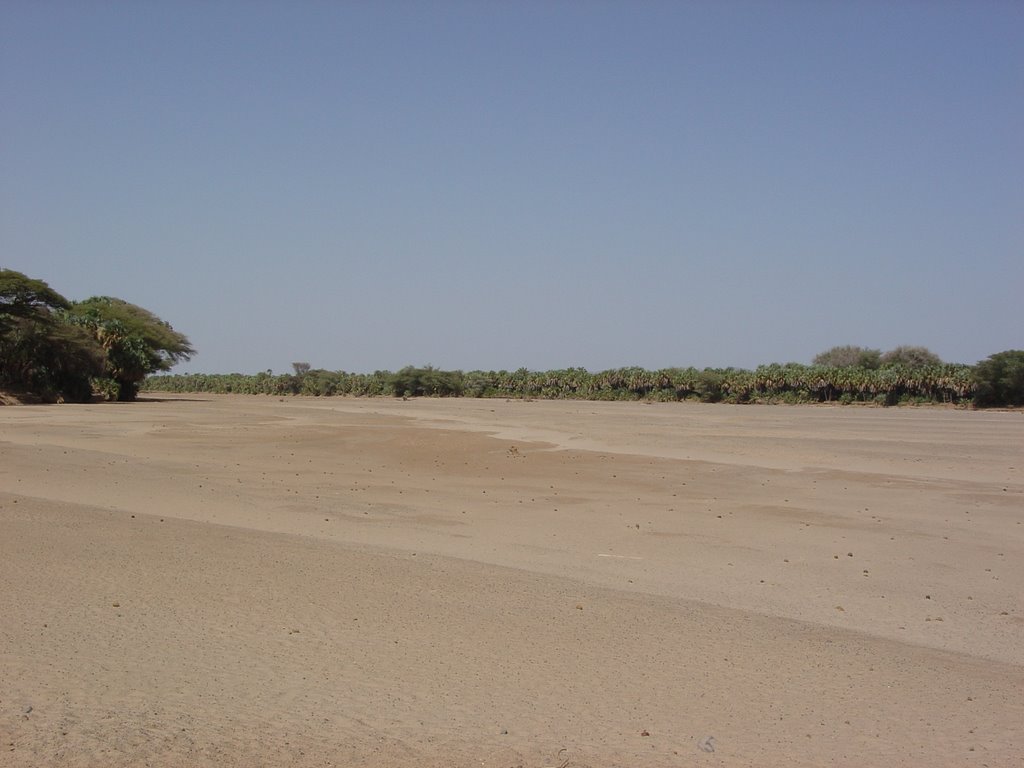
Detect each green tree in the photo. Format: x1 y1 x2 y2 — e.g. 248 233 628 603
67 297 194 401
391 366 463 397
972 350 1024 408
1 269 106 401
880 346 942 368
1 269 71 327
813 345 881 369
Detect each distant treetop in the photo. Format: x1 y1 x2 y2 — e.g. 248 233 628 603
880 346 942 368
812 345 881 369
813 344 945 369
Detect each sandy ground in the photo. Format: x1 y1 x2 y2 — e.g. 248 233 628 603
1 395 1021 767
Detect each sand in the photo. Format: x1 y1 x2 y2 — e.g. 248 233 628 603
1 395 1021 766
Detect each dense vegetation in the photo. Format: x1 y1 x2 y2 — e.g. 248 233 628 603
1 269 193 402
144 360 982 406
146 349 1024 408
972 350 1024 408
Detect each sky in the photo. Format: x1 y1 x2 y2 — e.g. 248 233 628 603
2 1 1021 374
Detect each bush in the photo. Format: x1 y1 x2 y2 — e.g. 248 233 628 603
972 350 1024 407
695 370 725 403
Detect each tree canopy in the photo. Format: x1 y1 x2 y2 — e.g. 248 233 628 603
67 296 195 401
972 350 1024 408
812 345 882 369
813 345 945 370
0 269 71 320
880 346 942 368
1 270 105 401
1 270 193 402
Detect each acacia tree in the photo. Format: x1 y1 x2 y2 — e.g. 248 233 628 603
972 350 1024 408
813 345 882 369
67 297 194 401
0 269 105 401
880 346 942 368
0 269 71 323
391 365 464 397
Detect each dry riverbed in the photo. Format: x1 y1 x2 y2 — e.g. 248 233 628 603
2 395 1021 766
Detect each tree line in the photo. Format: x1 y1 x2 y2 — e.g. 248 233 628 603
3 269 1020 407
1 269 193 402
145 352 1023 408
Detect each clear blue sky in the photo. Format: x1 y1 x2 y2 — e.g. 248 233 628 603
3 1 1021 373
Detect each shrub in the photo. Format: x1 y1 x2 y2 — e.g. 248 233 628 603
695 369 725 403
